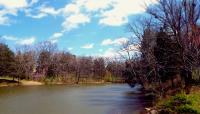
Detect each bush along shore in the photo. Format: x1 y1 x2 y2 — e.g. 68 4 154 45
141 86 200 114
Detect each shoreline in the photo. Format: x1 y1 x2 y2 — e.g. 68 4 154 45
0 80 43 87
0 79 125 88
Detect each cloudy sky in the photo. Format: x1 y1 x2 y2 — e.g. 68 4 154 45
0 0 156 57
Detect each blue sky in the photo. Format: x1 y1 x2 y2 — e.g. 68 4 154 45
0 0 156 57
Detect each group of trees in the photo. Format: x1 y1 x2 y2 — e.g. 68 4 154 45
125 0 200 96
0 41 125 83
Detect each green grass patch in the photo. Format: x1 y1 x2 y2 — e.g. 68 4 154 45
158 93 200 114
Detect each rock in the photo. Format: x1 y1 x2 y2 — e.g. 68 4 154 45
144 108 158 114
150 109 158 114
145 108 151 111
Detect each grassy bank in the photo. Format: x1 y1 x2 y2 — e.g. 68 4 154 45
156 87 200 114
0 77 43 87
0 76 125 87
0 78 19 87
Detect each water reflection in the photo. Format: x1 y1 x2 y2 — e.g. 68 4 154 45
83 84 151 114
0 84 151 114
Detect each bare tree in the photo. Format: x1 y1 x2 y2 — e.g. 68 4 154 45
15 46 36 80
147 0 200 93
93 57 106 80
36 41 57 77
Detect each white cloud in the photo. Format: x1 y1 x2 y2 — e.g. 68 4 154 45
25 2 90 31
0 0 28 9
59 1 91 32
101 39 113 45
61 3 80 16
0 0 39 9
40 6 59 15
17 37 36 45
55 0 154 27
56 0 156 32
102 48 119 58
114 37 129 45
19 0 157 32
102 46 140 59
25 4 60 19
99 16 128 26
62 13 90 31
52 32 63 38
99 0 157 26
29 0 39 6
59 0 157 31
118 44 141 59
68 47 73 51
26 12 47 19
0 15 10 25
49 32 64 43
0 9 17 25
81 43 94 49
125 44 140 52
0 0 40 25
75 0 114 12
101 37 128 46
2 35 36 45
0 0 157 35
2 35 18 41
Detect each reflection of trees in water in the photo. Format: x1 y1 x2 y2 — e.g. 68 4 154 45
107 91 153 114
81 85 152 114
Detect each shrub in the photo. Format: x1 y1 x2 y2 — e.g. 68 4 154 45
159 94 200 114
177 105 198 114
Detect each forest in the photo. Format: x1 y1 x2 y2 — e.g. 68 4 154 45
0 41 126 84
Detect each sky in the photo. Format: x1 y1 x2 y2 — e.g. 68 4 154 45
0 0 157 57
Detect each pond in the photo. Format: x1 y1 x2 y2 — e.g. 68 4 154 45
0 84 151 114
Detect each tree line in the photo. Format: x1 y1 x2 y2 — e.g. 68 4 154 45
0 41 125 84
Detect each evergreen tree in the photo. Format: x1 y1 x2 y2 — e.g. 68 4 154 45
0 43 16 77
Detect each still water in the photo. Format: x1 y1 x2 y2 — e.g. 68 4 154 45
0 84 151 114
